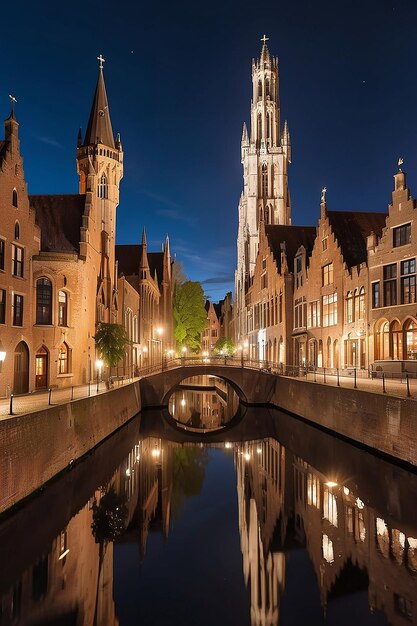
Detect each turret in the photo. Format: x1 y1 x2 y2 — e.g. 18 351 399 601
139 228 150 280
282 120 291 162
4 103 19 154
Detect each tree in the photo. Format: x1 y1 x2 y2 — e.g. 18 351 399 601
213 337 236 356
94 323 128 368
173 281 207 352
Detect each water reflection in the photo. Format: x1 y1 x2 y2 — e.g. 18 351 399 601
168 375 239 430
0 413 416 625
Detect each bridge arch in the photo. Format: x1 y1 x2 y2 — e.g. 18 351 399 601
138 363 278 409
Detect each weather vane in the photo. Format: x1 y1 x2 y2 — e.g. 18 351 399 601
321 186 327 203
261 34 269 45
8 94 17 110
97 54 105 69
398 157 404 171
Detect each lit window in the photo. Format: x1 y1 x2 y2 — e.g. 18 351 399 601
401 259 416 304
346 291 354 323
58 291 68 326
323 488 338 527
58 343 69 374
322 534 334 563
322 293 337 327
322 263 334 286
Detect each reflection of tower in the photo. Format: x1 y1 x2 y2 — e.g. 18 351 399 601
236 438 287 625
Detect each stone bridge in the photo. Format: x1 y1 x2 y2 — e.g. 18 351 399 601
138 363 278 408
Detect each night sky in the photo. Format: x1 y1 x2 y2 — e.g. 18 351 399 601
1 0 417 299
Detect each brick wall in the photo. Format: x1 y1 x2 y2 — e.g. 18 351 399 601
0 382 141 515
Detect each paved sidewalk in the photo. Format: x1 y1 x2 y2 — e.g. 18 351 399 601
286 370 417 400
0 377 139 420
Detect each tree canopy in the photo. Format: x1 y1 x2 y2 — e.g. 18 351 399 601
173 281 207 351
213 337 236 356
94 323 129 368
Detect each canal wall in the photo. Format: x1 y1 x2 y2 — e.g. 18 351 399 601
140 366 417 467
0 382 141 515
272 376 417 467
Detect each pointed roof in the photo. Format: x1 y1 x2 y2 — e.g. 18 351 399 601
260 41 271 64
83 68 115 148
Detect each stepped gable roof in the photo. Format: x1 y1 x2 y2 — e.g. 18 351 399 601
116 244 164 283
327 210 387 268
30 194 86 253
265 225 317 271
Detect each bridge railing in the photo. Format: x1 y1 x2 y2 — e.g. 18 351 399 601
139 357 416 399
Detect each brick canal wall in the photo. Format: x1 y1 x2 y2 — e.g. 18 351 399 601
0 382 141 515
272 376 417 467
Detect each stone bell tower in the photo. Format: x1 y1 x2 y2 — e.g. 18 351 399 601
76 55 124 324
235 37 291 341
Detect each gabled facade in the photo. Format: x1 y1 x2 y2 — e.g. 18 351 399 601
201 300 221 353
116 231 174 368
368 169 417 373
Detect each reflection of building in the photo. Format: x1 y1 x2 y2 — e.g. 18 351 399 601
236 438 287 625
0 491 118 626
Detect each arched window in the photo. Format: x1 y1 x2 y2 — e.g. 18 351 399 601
262 163 268 197
376 321 390 360
264 206 269 224
258 80 262 100
12 189 18 208
36 278 52 325
266 112 271 142
98 174 108 199
14 222 20 241
405 319 417 360
358 287 365 320
58 343 69 374
265 78 270 98
346 291 354 323
390 320 402 360
257 114 262 145
58 291 68 326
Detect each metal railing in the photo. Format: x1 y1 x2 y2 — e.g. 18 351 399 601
1 355 415 419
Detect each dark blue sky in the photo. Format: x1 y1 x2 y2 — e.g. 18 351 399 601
1 0 417 299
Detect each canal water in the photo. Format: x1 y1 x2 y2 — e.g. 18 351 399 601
0 381 416 626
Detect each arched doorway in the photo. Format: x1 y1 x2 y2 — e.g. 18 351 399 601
35 346 49 389
14 341 29 394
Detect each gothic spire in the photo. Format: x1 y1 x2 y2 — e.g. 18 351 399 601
83 56 115 148
139 227 150 272
241 122 249 145
260 35 271 64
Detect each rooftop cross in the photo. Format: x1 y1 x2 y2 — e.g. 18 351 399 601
8 94 17 110
261 34 269 45
321 186 327 203
398 157 404 171
97 54 105 69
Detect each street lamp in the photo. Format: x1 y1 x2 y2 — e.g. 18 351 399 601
95 359 103 392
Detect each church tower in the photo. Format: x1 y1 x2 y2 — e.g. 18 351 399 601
76 55 124 324
235 37 291 341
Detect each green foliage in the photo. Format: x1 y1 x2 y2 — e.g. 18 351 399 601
171 447 209 519
94 323 128 368
213 337 236 356
173 281 207 351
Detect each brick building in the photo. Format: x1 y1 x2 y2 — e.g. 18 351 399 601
234 40 417 374
0 60 174 397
